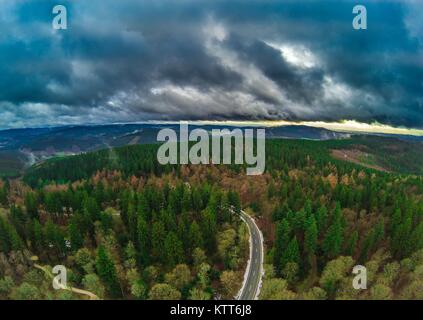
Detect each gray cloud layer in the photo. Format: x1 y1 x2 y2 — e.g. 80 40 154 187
0 0 422 129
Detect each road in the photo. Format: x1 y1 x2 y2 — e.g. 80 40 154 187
238 210 264 300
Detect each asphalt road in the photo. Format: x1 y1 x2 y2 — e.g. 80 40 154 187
238 210 264 300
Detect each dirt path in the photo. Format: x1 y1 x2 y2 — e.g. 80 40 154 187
34 264 100 300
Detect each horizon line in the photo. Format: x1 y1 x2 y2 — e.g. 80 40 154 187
1 119 423 137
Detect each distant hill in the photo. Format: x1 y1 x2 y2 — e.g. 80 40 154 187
0 123 422 177
327 135 423 175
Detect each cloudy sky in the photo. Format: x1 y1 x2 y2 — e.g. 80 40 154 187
0 0 422 130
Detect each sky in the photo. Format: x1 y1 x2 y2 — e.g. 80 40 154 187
0 0 422 131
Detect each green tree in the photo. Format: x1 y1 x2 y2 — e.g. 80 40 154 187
319 256 353 298
316 205 328 235
280 237 300 272
151 221 166 263
189 287 211 300
345 230 358 257
273 219 291 274
24 192 39 219
0 184 8 206
82 274 106 299
96 246 121 298
260 278 296 300
12 283 41 300
137 216 150 266
165 264 192 291
322 204 344 259
188 221 203 252
68 220 83 251
164 232 184 267
149 284 181 300
304 215 318 256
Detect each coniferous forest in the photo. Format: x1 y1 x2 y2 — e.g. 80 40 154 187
0 137 423 300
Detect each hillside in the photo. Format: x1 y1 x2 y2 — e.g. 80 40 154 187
23 135 423 187
327 135 423 175
0 123 366 177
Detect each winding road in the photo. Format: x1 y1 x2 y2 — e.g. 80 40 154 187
237 210 264 300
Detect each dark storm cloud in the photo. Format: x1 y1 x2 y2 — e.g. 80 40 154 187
0 0 422 129
226 35 325 104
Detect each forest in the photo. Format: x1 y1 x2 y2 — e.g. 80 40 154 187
1 164 246 299
1 136 423 299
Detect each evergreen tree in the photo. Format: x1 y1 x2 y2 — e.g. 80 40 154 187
322 204 344 259
24 192 39 219
315 205 328 234
32 219 44 251
280 237 300 271
0 184 8 205
68 220 83 251
304 215 318 256
164 232 184 268
273 219 291 274
137 216 149 266
188 221 203 252
151 221 166 262
200 208 217 252
96 246 121 298
345 230 358 257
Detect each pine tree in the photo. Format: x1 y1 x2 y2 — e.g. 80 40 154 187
345 230 358 257
10 205 27 241
273 219 290 274
96 245 121 298
0 217 24 253
0 217 11 253
137 216 149 266
322 204 344 259
32 219 44 251
200 208 217 252
410 221 423 253
390 208 401 233
0 184 8 206
227 191 241 215
151 221 166 262
68 220 83 251
127 202 137 242
45 220 66 256
280 237 300 271
304 215 318 256
373 218 385 245
24 192 39 219
164 232 184 267
359 229 376 262
315 205 328 234
188 221 203 252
